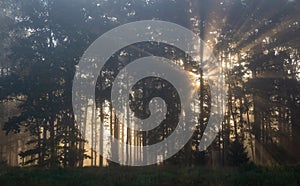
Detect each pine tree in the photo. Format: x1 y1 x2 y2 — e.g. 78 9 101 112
227 139 249 166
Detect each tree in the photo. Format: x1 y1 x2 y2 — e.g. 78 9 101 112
1 0 95 167
227 139 249 166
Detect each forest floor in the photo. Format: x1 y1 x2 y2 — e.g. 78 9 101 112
0 164 299 186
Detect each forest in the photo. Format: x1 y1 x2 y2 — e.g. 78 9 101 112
0 0 299 185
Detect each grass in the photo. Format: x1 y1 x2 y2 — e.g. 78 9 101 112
0 164 299 186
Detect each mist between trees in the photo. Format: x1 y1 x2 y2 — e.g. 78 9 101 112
0 0 299 168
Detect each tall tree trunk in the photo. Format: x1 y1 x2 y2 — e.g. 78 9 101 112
49 116 56 167
99 102 104 167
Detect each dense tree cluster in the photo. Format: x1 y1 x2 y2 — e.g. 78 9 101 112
0 0 299 167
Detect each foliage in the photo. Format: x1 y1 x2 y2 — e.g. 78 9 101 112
0 165 299 186
227 140 249 166
0 0 299 168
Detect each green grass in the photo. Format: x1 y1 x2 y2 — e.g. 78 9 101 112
0 164 299 186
